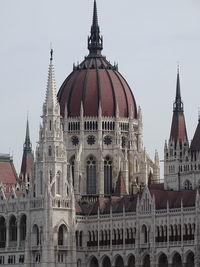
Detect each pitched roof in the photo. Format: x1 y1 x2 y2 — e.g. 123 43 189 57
170 112 188 143
190 120 200 152
0 155 17 187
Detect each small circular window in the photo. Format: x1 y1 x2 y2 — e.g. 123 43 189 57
87 135 96 145
104 136 112 145
72 136 79 146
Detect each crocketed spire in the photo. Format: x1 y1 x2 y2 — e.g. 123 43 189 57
45 49 58 112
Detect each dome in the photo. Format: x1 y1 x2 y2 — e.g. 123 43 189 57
57 1 137 119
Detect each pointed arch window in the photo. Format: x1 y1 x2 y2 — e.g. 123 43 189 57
9 216 17 242
69 156 75 187
48 146 52 156
104 156 112 195
56 171 61 195
39 171 43 194
86 156 96 194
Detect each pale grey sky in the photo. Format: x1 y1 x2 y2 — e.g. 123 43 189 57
0 0 200 175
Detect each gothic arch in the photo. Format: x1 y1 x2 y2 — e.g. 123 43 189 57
172 252 182 267
89 256 99 267
115 255 124 267
9 215 17 242
158 253 168 267
141 224 148 243
185 251 194 267
127 254 135 267
101 255 111 267
32 224 40 246
104 155 113 195
143 255 150 267
58 224 67 246
86 155 97 194
19 214 26 242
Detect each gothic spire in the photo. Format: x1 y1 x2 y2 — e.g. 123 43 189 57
173 67 183 112
44 49 58 112
23 117 32 152
88 0 103 56
169 68 188 143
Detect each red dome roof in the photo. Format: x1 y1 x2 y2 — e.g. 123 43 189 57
57 0 137 119
58 56 137 118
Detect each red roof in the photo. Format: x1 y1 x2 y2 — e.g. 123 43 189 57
190 120 200 152
58 56 137 118
170 112 188 143
20 151 34 178
0 156 17 187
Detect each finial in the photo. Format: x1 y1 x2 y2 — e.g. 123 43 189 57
173 65 183 112
88 0 103 56
50 48 53 61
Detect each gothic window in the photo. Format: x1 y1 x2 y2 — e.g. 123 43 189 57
56 146 59 157
58 224 67 246
48 146 52 156
104 136 112 145
69 156 75 187
39 171 43 194
87 135 96 145
184 180 192 190
104 156 112 195
0 217 6 248
49 120 52 131
86 156 96 194
141 224 148 243
19 215 26 241
56 172 61 195
32 225 40 246
9 215 17 242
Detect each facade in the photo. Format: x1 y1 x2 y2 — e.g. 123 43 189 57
0 1 199 266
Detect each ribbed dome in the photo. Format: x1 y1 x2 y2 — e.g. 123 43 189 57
58 56 137 118
57 0 137 119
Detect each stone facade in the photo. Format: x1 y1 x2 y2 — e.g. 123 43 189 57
0 1 199 267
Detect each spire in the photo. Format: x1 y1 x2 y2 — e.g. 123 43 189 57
114 171 127 196
173 66 183 112
44 49 57 112
23 117 32 152
88 0 103 56
169 68 188 143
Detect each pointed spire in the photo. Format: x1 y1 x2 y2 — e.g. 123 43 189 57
23 117 32 152
173 66 183 112
44 49 57 112
114 171 128 196
169 68 188 143
88 0 103 56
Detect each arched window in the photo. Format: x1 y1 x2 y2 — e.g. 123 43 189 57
69 156 75 187
32 225 40 246
104 156 112 195
20 215 26 241
58 224 67 246
86 156 96 194
9 216 17 242
184 180 192 190
39 171 43 194
48 146 52 157
141 225 148 243
0 217 6 248
56 172 61 195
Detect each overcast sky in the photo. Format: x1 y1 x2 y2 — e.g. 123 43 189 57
0 0 200 176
